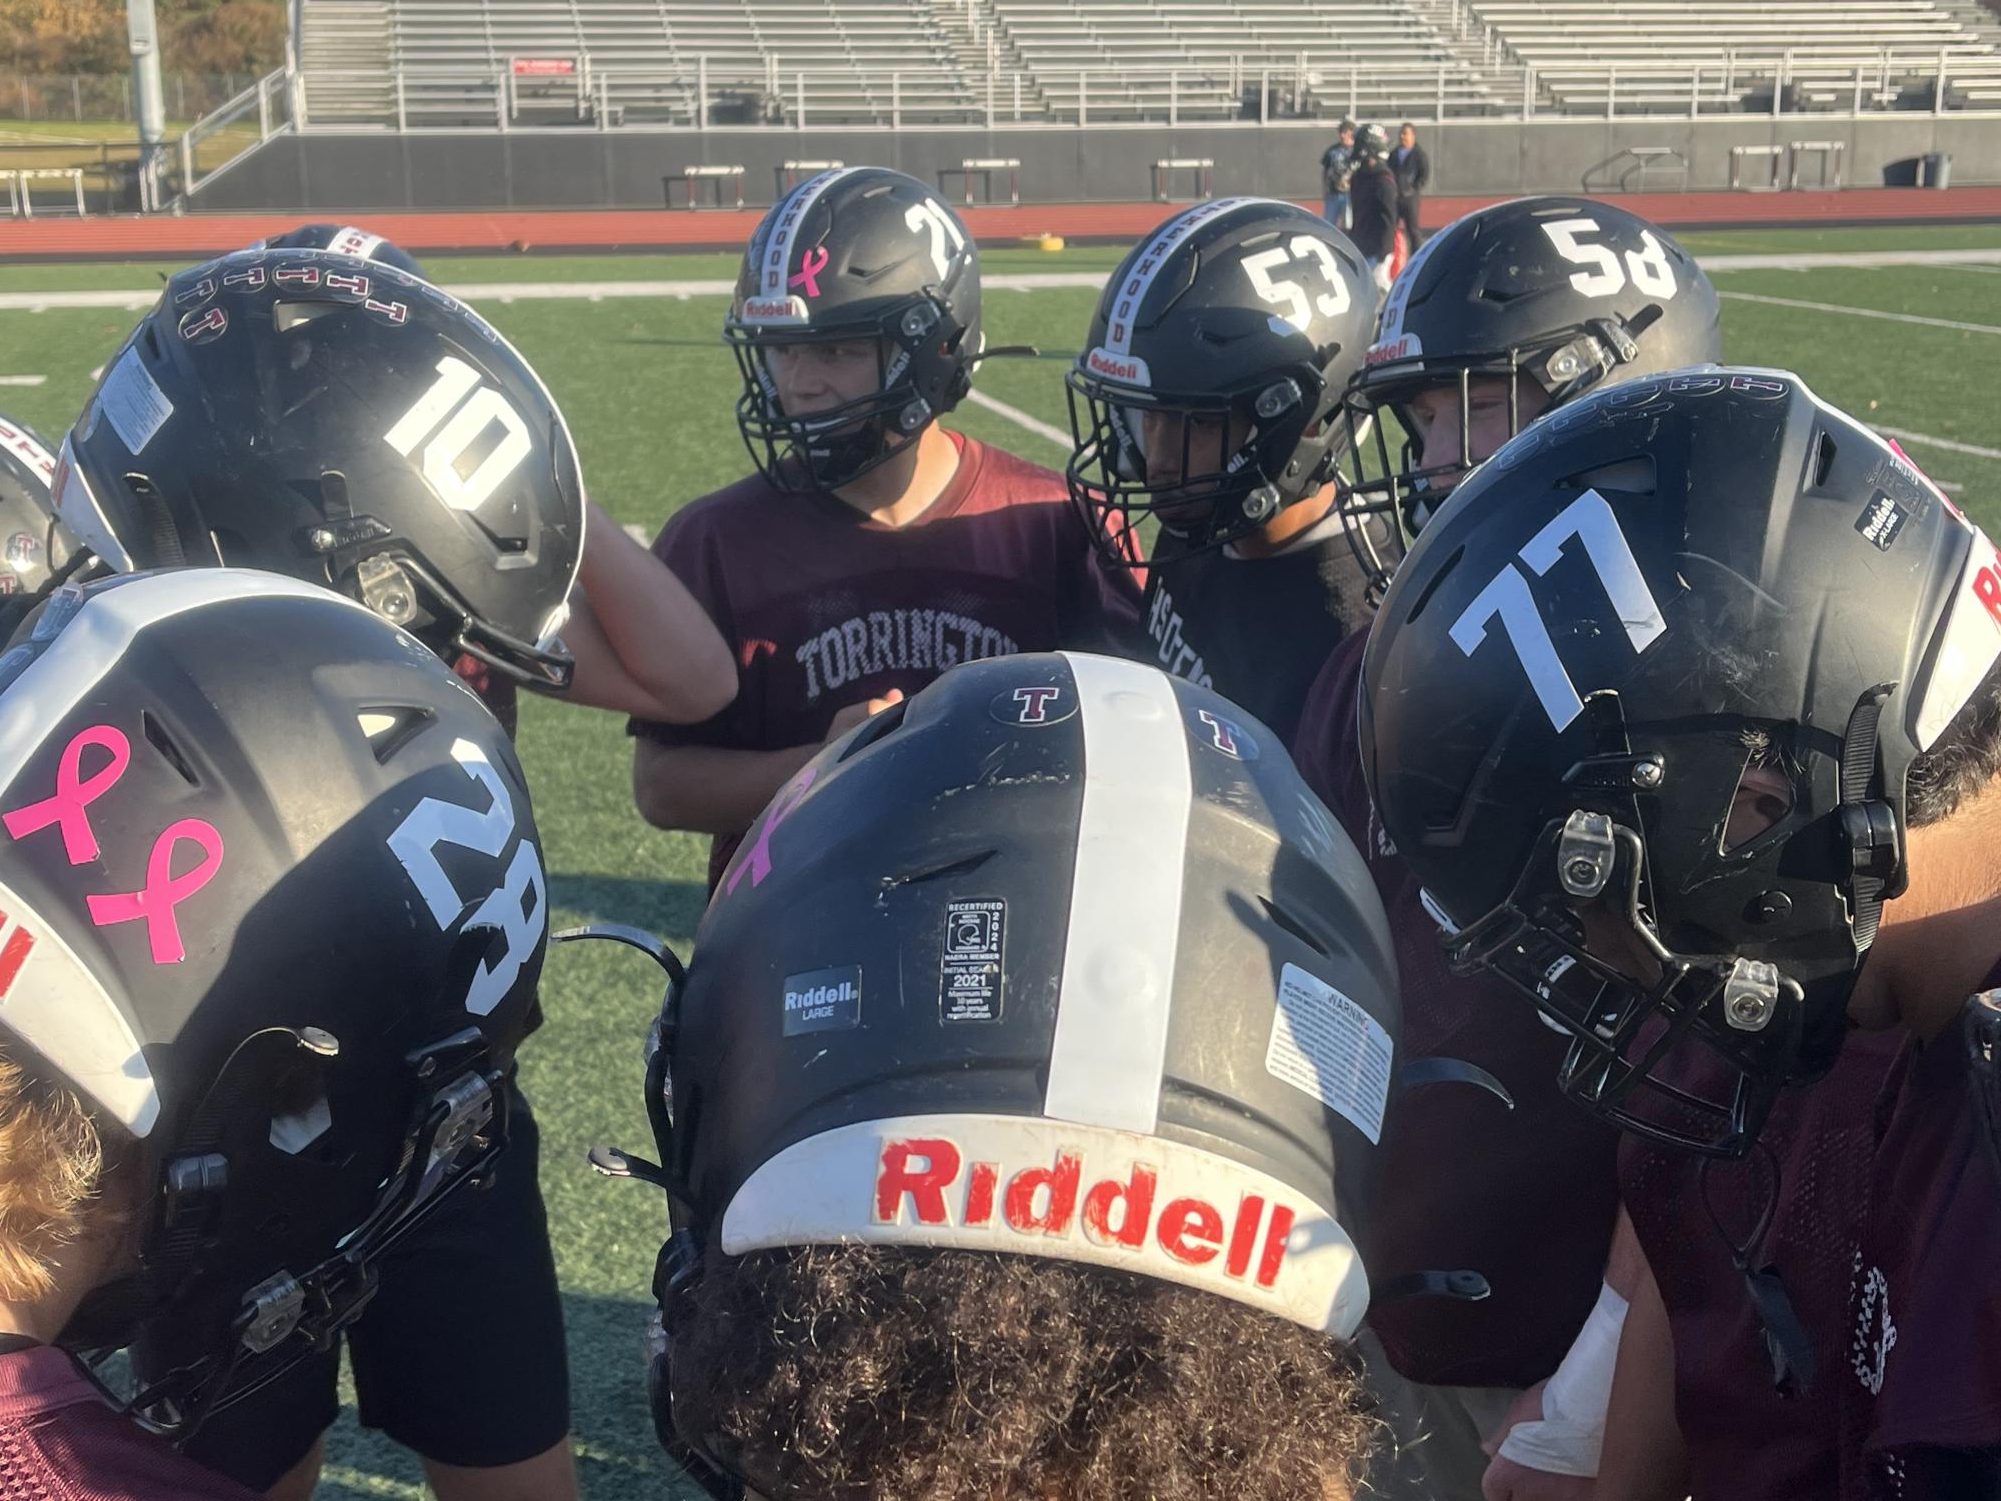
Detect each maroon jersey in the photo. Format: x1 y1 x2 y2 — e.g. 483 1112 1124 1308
1839 996 2001 1499
0 1343 262 1500
1290 632 1621 1387
1620 1031 1906 1500
631 432 1140 884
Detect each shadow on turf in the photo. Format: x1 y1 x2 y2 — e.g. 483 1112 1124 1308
552 872 711 943
313 1290 715 1500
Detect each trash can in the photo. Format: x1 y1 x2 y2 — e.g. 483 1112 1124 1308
1919 152 1952 188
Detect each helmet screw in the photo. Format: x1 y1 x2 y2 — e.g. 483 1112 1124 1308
1242 486 1280 521
1727 991 1775 1029
298 1027 340 1057
1631 759 1664 790
308 527 336 552
1563 856 1600 889
1746 890 1793 924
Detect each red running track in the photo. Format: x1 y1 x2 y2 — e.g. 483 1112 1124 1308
1 187 1996 258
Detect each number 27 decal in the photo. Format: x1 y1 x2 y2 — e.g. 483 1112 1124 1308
1450 490 1666 731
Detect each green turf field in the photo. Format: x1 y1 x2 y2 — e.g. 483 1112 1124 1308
0 222 1995 1498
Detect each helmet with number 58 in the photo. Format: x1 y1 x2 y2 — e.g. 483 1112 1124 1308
57 248 584 687
1343 197 1720 571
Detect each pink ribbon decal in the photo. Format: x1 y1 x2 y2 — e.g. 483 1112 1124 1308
3 725 132 865
87 818 225 965
724 766 818 897
789 245 831 298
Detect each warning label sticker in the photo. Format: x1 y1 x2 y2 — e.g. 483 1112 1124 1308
940 899 1005 1023
1264 962 1394 1144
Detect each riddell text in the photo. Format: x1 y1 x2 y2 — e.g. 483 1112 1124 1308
873 1136 1298 1287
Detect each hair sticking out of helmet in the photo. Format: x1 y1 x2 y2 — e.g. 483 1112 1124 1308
726 167 982 493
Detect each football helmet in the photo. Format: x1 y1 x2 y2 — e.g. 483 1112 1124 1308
1361 369 1988 1156
726 166 982 492
1065 198 1378 569
0 409 71 596
0 568 545 1435
56 248 583 687
595 652 1421 1494
251 222 428 279
1343 197 1720 585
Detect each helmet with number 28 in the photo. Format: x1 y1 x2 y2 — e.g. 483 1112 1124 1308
0 568 546 1436
57 248 585 687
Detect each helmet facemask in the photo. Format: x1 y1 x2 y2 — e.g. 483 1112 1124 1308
729 296 968 494
1065 363 1341 569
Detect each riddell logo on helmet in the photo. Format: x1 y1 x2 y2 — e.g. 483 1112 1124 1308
739 295 811 326
873 1136 1298 1288
1365 333 1419 366
1086 347 1151 387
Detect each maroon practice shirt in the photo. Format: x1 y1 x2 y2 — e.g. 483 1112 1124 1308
1290 632 1621 1387
0 1343 262 1500
631 432 1141 885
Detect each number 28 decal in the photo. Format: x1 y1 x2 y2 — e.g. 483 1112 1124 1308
1541 218 1678 301
388 738 546 1017
1450 490 1666 731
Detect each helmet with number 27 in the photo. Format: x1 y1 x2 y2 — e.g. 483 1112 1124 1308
58 248 584 687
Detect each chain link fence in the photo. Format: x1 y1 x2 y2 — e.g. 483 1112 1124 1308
0 74 266 124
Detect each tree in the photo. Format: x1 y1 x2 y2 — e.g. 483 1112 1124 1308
0 0 285 75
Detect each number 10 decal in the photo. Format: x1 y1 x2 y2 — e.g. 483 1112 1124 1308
1450 490 1666 731
385 356 533 514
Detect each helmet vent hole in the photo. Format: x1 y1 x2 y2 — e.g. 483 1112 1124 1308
1260 897 1335 961
1812 431 1838 488
141 710 199 786
837 698 910 761
357 705 436 764
1401 543 1465 626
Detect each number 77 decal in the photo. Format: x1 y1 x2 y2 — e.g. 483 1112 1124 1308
1449 490 1666 731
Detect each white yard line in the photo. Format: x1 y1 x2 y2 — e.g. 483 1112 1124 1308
0 374 44 386
963 387 1071 450
1873 425 2001 462
1701 248 2001 271
1716 290 2001 336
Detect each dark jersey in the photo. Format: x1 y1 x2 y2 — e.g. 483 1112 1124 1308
1348 164 1400 259
1290 632 1622 1387
631 431 1140 885
0 1344 262 1501
1136 508 1379 747
1840 1004 2001 1499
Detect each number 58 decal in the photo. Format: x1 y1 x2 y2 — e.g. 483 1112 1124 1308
1541 218 1678 301
1450 490 1666 731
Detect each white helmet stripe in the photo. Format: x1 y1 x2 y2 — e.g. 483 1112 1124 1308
760 166 871 300
1100 197 1261 357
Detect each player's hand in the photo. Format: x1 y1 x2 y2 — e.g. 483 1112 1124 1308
1481 1382 1594 1501
824 688 905 743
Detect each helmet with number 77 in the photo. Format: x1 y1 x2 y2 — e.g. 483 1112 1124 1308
57 248 584 687
0 568 546 1437
1341 197 1720 571
1065 198 1377 569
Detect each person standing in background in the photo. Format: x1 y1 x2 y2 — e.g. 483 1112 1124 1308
1346 125 1400 289
1320 119 1357 228
1391 122 1430 254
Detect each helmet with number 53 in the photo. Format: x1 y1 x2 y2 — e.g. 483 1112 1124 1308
0 568 546 1437
57 248 584 687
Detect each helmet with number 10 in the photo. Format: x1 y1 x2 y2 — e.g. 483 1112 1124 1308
58 248 584 687
1342 197 1721 576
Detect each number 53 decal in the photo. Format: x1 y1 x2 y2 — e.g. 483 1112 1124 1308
1241 235 1352 331
1450 490 1666 731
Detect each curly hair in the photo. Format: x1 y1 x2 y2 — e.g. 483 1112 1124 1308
1907 667 2001 830
0 1045 108 1302
666 1244 1374 1501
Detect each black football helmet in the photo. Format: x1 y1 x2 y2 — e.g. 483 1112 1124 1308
251 222 428 280
0 568 545 1435
56 248 583 687
1362 369 1990 1156
1355 123 1390 160
1343 197 1721 583
726 166 982 492
0 410 71 596
593 652 1416 1495
1066 198 1378 569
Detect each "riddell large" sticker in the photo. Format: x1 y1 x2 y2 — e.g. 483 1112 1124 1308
719 1112 1368 1336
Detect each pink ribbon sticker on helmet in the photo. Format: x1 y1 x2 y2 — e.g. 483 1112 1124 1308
3 724 131 865
724 765 818 897
789 246 831 299
87 818 225 965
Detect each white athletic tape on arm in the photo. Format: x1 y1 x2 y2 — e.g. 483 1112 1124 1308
1496 1280 1629 1478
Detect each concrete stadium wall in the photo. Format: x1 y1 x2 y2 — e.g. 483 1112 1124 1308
191 116 2001 213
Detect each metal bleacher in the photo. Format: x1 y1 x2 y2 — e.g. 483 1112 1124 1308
1468 0 2001 112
